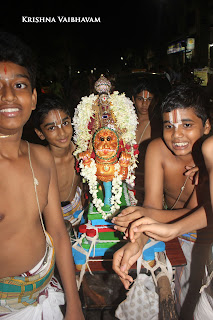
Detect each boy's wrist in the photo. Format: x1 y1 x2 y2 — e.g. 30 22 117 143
170 221 182 238
136 232 148 248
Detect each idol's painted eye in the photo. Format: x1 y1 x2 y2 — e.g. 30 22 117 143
107 136 111 141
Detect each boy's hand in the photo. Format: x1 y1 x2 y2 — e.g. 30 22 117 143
184 165 199 185
112 241 143 289
112 206 144 233
128 216 178 242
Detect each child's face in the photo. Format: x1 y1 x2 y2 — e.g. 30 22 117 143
38 110 73 148
0 62 37 133
163 108 210 156
132 90 154 116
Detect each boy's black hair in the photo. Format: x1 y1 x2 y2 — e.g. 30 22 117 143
0 32 37 89
161 83 210 125
32 93 70 130
132 78 159 98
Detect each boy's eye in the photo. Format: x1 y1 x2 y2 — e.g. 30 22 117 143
164 124 173 129
183 123 192 128
48 126 55 131
63 120 69 126
15 83 27 89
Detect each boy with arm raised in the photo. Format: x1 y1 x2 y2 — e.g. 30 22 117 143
113 84 212 319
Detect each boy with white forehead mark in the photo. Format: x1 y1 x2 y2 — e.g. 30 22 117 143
32 94 83 224
113 84 212 319
51 110 63 129
169 109 183 128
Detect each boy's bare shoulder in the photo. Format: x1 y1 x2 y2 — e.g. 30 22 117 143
146 138 172 168
28 143 54 167
202 136 213 169
202 136 213 154
147 138 167 153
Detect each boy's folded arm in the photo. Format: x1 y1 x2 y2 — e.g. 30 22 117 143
129 206 208 242
113 205 191 233
142 205 190 223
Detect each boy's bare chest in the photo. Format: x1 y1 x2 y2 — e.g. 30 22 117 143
56 158 74 185
55 158 77 202
136 121 151 143
0 159 49 218
163 163 195 203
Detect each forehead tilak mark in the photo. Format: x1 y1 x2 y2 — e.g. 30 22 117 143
50 110 63 128
169 110 182 128
4 63 7 75
142 91 150 100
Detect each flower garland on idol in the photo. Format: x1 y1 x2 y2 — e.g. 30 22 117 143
73 76 139 218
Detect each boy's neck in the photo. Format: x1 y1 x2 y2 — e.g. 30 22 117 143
137 113 150 122
49 142 74 159
0 132 24 159
174 152 195 167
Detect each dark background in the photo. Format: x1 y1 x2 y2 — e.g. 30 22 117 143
0 1 173 74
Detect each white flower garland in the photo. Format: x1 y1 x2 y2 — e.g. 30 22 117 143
73 92 138 156
109 91 138 145
79 159 123 219
72 94 97 156
73 90 139 218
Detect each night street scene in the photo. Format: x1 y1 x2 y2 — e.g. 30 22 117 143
1 0 213 319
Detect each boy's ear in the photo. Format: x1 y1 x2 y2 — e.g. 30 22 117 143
31 89 37 111
132 96 135 104
34 128 46 140
204 119 211 135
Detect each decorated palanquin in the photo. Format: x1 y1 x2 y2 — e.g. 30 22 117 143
71 75 139 269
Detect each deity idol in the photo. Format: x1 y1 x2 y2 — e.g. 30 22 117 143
73 75 138 219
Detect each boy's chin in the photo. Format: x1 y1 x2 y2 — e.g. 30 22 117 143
167 145 192 157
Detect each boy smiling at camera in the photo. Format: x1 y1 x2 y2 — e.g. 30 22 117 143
32 94 83 224
0 33 84 319
113 84 212 319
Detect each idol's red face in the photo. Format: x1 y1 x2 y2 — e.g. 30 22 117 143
0 62 37 134
93 128 118 160
163 108 211 156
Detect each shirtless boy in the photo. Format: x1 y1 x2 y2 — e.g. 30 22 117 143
32 94 83 224
125 135 213 320
113 84 211 319
133 79 165 205
133 79 161 145
0 33 84 319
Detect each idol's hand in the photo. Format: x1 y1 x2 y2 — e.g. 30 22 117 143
79 151 91 166
119 152 131 167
